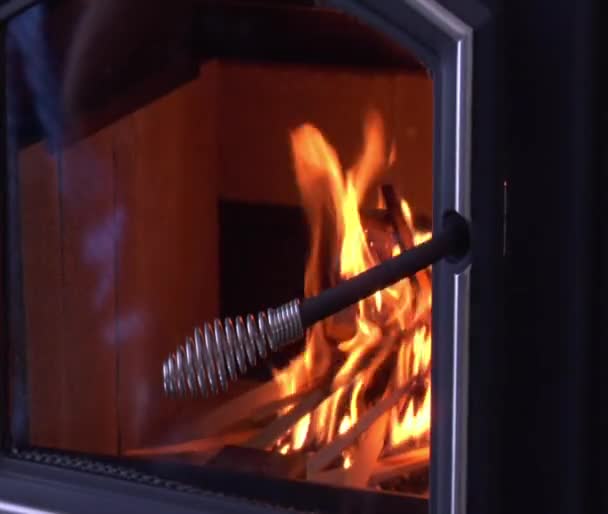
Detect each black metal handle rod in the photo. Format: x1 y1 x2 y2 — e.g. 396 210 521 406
162 212 469 397
299 211 469 328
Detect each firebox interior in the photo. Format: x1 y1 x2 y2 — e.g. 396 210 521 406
11 0 435 509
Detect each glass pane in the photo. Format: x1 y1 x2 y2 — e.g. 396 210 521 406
6 0 433 509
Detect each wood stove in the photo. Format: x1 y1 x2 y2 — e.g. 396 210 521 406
0 1 604 514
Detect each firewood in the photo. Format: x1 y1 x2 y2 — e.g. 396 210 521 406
245 380 333 450
195 379 287 438
310 444 429 488
331 333 397 392
343 411 389 488
307 374 424 475
307 412 390 488
363 214 399 263
249 384 324 425
369 446 429 485
323 305 357 343
363 350 397 406
246 336 395 451
380 183 430 318
248 333 395 451
381 434 430 460
381 184 414 250
124 428 257 457
205 445 307 480
308 466 348 486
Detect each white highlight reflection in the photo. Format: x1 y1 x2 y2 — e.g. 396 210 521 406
0 500 63 514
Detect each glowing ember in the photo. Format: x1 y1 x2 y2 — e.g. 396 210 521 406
272 110 432 480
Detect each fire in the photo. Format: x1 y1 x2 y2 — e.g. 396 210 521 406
272 110 432 474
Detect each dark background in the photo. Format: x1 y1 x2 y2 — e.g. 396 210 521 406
498 0 605 513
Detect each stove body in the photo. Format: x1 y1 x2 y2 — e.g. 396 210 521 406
0 1 604 514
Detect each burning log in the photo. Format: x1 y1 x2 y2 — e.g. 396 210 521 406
245 380 333 450
369 446 429 486
309 438 428 488
248 338 398 451
194 380 286 437
380 183 428 322
205 445 307 480
324 305 357 343
380 433 430 460
331 334 396 392
249 383 327 425
362 348 397 406
342 411 389 488
194 365 332 438
126 380 329 459
307 374 425 475
381 184 414 251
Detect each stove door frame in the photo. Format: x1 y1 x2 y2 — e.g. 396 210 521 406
0 0 502 513
323 2 501 514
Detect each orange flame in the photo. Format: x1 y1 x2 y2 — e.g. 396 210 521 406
273 110 432 473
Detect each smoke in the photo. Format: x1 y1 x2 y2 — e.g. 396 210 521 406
84 208 125 308
105 310 147 345
8 5 146 347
